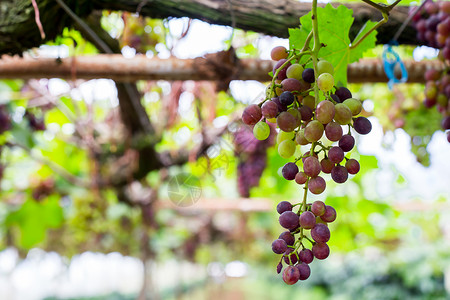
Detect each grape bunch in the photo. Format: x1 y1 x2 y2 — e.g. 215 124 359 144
241 45 372 284
423 69 450 142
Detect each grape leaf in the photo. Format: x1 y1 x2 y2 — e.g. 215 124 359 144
289 4 377 86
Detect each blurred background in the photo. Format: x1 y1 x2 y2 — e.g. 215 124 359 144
0 0 450 299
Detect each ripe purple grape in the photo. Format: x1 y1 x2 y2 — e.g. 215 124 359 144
299 248 314 264
242 104 262 125
280 91 295 106
353 117 372 135
312 243 330 260
277 201 293 214
277 262 283 274
321 205 337 223
282 162 299 180
299 211 316 229
328 146 344 164
284 247 298 264
335 87 352 101
282 265 300 285
339 134 355 152
308 176 326 194
272 239 288 254
345 158 360 175
311 223 330 243
303 156 321 177
277 111 298 132
331 165 348 183
296 263 311 280
302 68 315 83
279 231 295 246
311 200 326 217
298 105 313 121
272 97 287 112
261 101 279 119
325 121 343 142
279 211 300 230
320 158 334 174
442 116 450 130
316 100 335 124
281 78 302 93
295 172 308 185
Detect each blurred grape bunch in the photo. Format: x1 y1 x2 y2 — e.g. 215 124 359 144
233 123 275 197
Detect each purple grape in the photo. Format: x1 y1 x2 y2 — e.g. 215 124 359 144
345 158 360 175
279 211 300 230
298 105 313 121
321 205 337 223
299 248 314 264
296 263 311 280
328 146 344 164
277 201 293 214
299 211 316 229
282 162 299 180
330 94 342 103
353 117 372 135
308 176 326 194
320 158 334 174
325 121 343 142
311 200 326 217
282 265 300 285
295 172 308 185
335 87 352 101
311 223 330 243
279 231 295 246
272 97 287 112
312 243 330 260
284 248 298 264
331 165 348 183
261 101 279 119
302 68 315 83
339 134 355 152
281 78 302 93
272 239 288 254
242 104 262 126
277 262 283 274
280 91 295 106
303 156 321 177
273 59 291 80
442 116 450 130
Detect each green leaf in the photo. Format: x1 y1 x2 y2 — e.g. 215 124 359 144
289 4 378 86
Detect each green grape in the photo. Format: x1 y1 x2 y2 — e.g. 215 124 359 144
317 60 334 75
317 73 334 93
253 121 270 140
286 64 304 80
278 139 296 158
277 130 295 144
295 129 310 145
304 120 324 142
315 100 335 124
334 103 353 125
343 98 362 116
302 95 316 109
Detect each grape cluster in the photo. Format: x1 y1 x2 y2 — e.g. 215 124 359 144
241 45 372 284
272 200 336 284
412 0 450 57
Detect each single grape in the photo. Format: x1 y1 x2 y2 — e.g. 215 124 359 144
308 176 326 194
353 117 372 135
296 263 311 281
277 130 295 144
302 95 316 109
242 104 262 125
334 103 353 125
299 248 314 264
284 248 299 264
325 121 343 141
317 73 334 92
317 60 334 75
286 63 304 80
320 158 334 174
279 231 295 246
299 211 316 229
277 111 298 132
335 87 352 101
339 134 355 152
345 158 360 175
271 46 288 61
312 243 330 260
343 98 362 116
303 156 321 177
321 205 337 223
302 151 318 163
253 121 270 140
295 130 310 145
330 94 341 103
272 239 288 254
278 139 296 159
311 223 330 243
328 146 344 164
262 101 279 119
311 200 326 217
316 100 335 124
282 265 300 285
302 68 315 83
282 78 302 93
279 211 300 230
282 162 299 180
425 69 441 82
295 172 308 185
298 105 313 121
277 201 293 214
304 120 324 142
272 97 288 112
331 165 348 183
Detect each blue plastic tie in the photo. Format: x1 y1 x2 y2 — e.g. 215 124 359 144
382 42 408 89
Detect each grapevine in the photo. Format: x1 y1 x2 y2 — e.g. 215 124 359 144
240 0 400 285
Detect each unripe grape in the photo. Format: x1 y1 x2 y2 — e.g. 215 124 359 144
295 129 310 145
320 158 334 174
277 130 295 144
286 63 304 79
242 104 262 125
271 46 288 61
278 139 296 158
317 73 334 92
253 121 270 140
302 95 316 109
304 120 324 142
316 100 335 124
317 60 334 75
334 103 353 125
343 98 362 116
